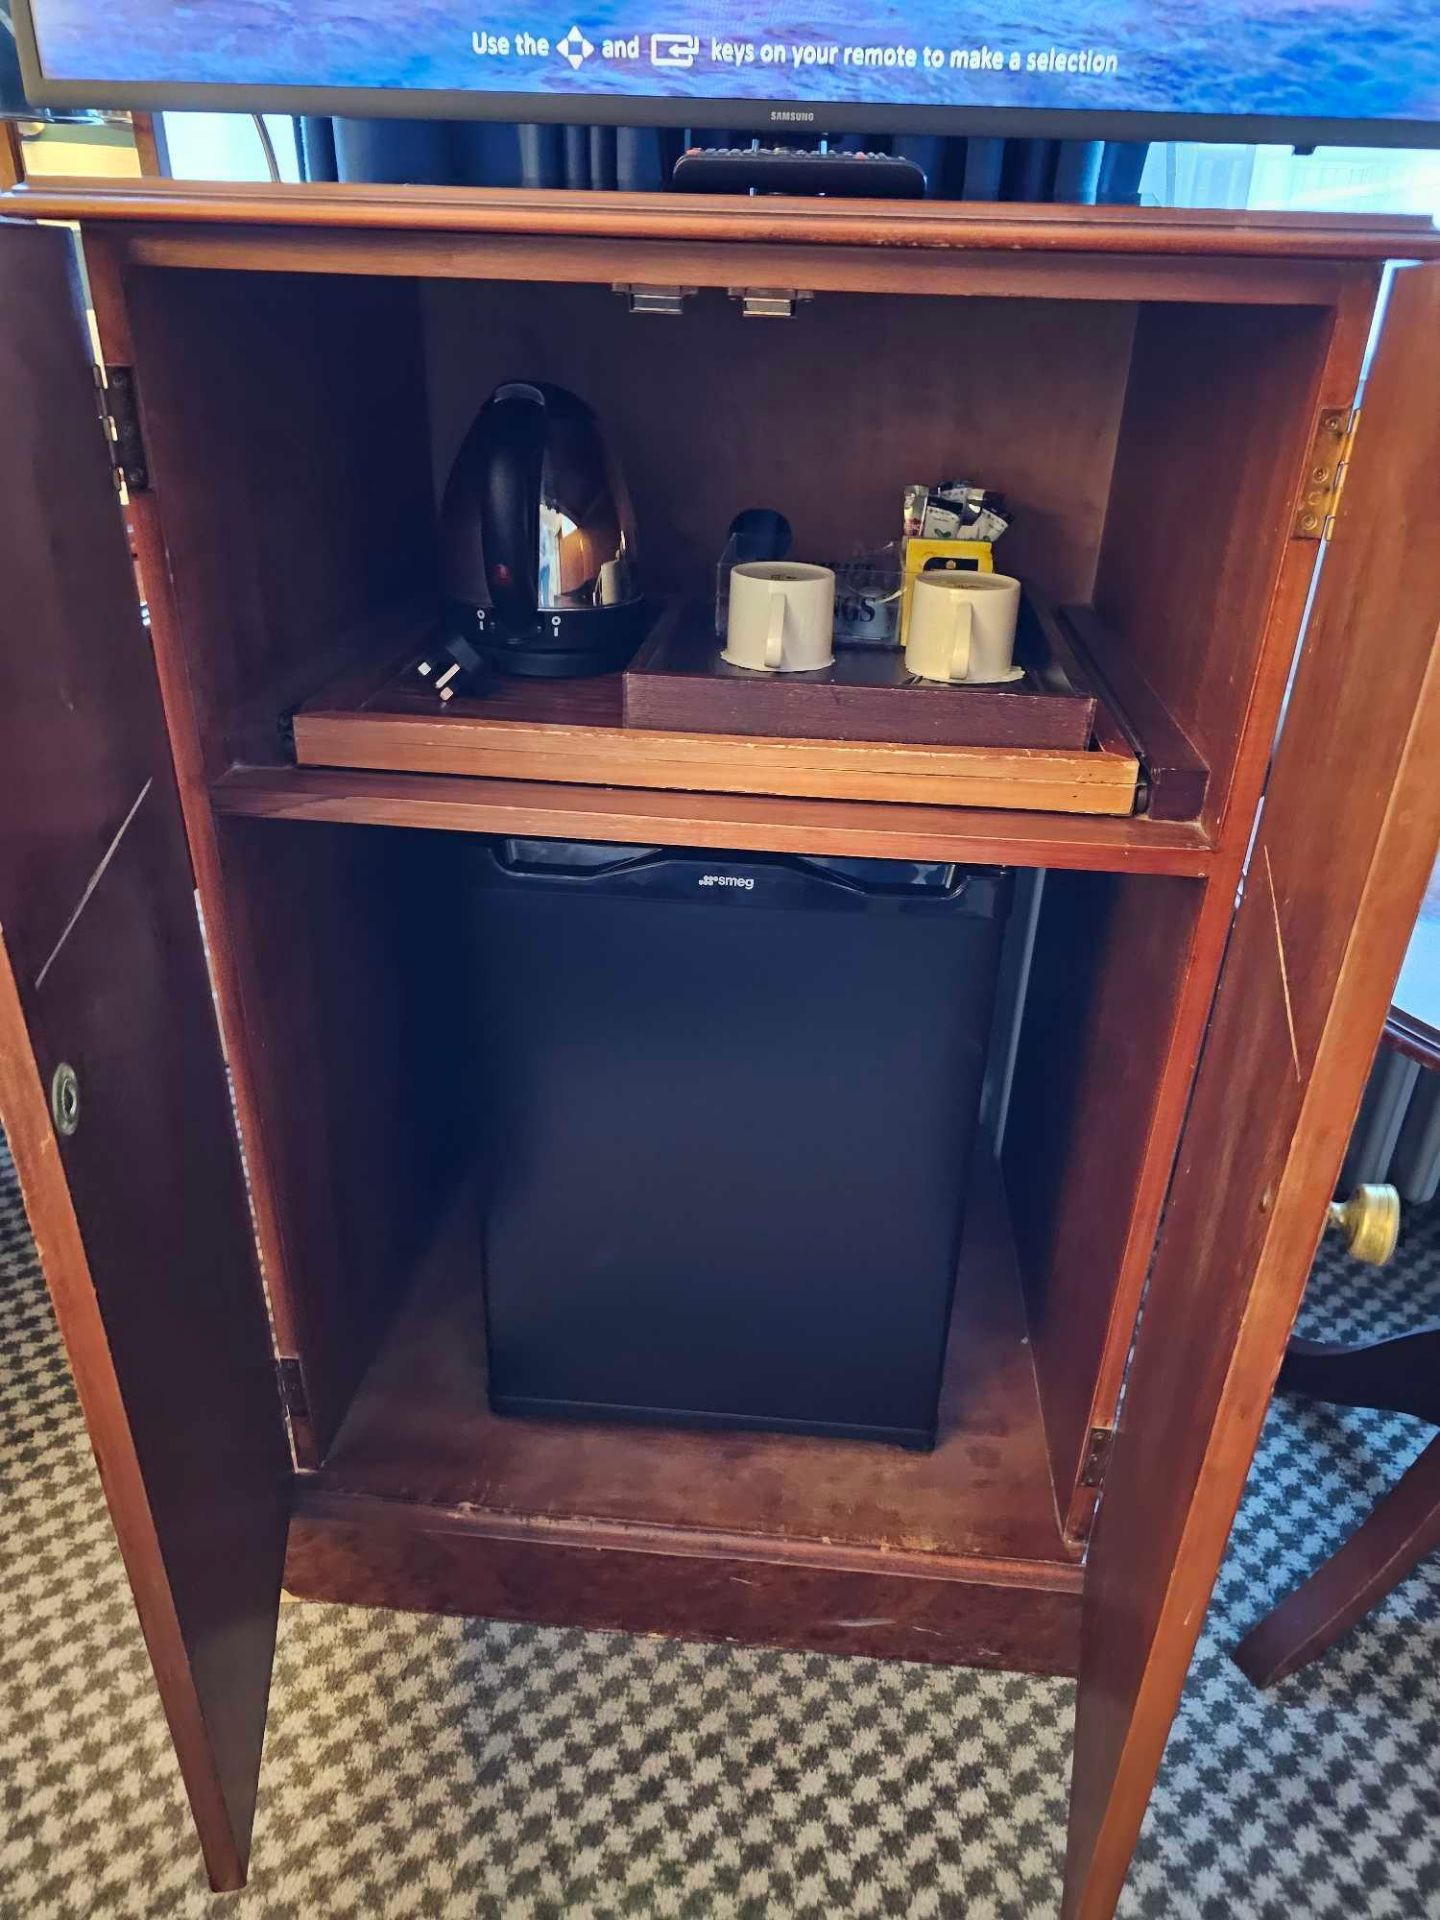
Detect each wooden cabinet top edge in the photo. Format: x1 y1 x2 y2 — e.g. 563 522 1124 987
2 180 1437 262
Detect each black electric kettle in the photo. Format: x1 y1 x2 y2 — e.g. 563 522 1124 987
434 381 643 682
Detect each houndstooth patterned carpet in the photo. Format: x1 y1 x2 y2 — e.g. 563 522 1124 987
3 1131 1439 1920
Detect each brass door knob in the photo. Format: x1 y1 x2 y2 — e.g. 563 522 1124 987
1325 1184 1400 1266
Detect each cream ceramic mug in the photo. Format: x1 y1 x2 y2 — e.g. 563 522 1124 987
723 561 836 673
905 571 1023 685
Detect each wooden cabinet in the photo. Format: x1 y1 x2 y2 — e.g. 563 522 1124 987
1 183 1438 1918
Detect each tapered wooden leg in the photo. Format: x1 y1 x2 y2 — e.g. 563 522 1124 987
130 112 170 178
0 122 24 191
1234 1432 1440 1687
1280 1326 1440 1422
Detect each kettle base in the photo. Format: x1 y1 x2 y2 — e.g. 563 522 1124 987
489 631 642 679
433 599 647 691
470 599 647 681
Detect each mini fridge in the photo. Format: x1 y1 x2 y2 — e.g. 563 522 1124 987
465 839 1011 1448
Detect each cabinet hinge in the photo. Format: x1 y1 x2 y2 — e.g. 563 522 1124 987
1079 1425 1117 1489
1293 405 1360 541
612 283 695 316
275 1355 309 1422
96 364 149 494
727 287 814 319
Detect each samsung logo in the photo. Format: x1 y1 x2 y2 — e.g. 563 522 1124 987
697 873 754 890
771 109 816 121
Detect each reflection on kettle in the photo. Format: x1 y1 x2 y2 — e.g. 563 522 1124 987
441 380 644 678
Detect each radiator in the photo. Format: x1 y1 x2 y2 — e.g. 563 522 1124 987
1342 1040 1440 1204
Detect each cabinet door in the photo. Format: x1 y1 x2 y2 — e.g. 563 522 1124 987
1064 262 1440 1918
0 222 290 1889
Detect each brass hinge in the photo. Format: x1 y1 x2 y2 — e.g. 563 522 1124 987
275 1355 310 1422
96 364 149 494
1293 405 1360 541
1079 1425 1117 1489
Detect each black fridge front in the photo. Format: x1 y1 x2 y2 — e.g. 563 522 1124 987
464 839 1011 1449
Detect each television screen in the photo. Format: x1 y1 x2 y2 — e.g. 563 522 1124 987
14 0 1440 147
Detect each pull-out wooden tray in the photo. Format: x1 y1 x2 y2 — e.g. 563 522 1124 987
292 602 1178 818
623 597 1098 749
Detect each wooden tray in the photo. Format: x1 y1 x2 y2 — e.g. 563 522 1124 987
624 596 1096 749
291 603 1145 817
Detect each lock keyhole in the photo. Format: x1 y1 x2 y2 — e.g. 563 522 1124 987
50 1062 80 1138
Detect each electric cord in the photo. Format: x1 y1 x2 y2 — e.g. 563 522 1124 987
252 113 281 183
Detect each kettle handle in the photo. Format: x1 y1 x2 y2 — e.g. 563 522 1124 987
479 383 547 636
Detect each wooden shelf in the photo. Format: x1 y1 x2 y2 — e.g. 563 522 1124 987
213 764 1214 876
286 1155 1083 1673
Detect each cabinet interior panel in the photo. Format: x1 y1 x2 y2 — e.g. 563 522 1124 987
1093 301 1337 807
422 280 1138 610
214 818 471 1458
1003 869 1206 1528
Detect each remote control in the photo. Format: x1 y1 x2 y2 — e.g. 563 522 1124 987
672 147 928 198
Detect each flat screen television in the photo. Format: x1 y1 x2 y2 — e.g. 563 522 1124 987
11 0 1440 150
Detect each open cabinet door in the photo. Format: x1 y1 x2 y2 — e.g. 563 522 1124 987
1062 262 1440 1919
0 222 290 1888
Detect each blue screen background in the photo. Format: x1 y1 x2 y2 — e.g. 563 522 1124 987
27 0 1440 122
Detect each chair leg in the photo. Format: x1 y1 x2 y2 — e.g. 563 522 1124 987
1234 1432 1440 1687
1280 1325 1440 1423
